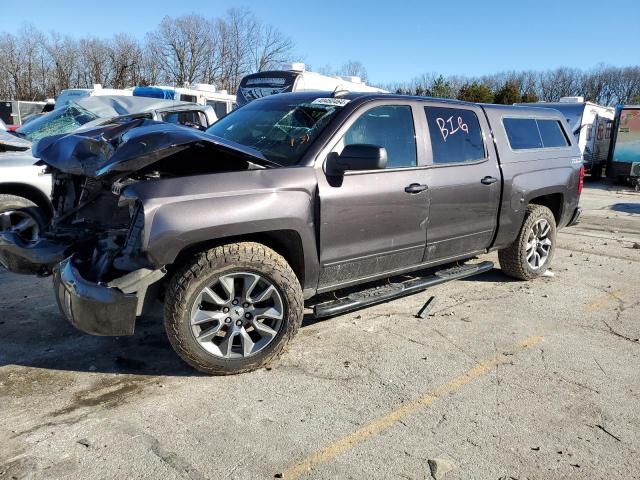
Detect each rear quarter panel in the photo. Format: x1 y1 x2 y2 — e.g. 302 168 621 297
483 106 582 249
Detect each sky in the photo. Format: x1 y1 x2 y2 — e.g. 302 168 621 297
1 0 638 85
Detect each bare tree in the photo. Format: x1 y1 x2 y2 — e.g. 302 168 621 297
339 60 368 81
147 14 215 86
45 33 80 95
249 23 294 72
79 37 112 88
608 66 640 104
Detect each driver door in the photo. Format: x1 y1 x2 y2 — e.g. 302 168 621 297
316 104 429 290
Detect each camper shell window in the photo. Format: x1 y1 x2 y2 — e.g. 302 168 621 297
503 117 569 150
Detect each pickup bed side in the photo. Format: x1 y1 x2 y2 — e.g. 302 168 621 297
482 105 582 251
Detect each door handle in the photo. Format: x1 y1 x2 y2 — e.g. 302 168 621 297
481 176 498 185
404 183 428 194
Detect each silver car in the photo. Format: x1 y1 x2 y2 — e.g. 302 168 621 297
0 96 217 241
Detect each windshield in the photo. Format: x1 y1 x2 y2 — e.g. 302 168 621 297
16 103 98 142
206 98 344 166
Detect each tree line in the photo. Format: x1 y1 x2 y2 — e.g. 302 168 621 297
383 66 640 106
1 10 639 107
0 9 296 101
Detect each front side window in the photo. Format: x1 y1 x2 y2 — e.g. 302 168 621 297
337 105 417 168
425 107 485 164
161 110 207 128
207 100 229 119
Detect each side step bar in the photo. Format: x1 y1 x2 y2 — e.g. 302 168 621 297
313 261 494 319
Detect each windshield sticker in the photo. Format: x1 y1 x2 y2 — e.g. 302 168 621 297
436 115 469 142
311 98 351 107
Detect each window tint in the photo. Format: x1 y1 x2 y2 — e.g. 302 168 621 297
538 119 569 147
425 107 485 164
341 105 417 168
207 100 229 119
503 118 543 150
504 117 570 150
161 110 206 128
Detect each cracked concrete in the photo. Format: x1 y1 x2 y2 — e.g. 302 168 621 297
1 179 639 479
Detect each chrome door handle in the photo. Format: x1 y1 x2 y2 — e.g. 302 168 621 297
481 176 498 185
405 183 428 193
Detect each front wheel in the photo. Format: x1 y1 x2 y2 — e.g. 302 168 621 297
164 242 303 375
499 205 557 280
0 194 48 242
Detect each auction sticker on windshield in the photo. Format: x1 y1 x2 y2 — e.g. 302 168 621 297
311 98 351 106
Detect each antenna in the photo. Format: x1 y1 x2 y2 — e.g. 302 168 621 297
332 86 349 98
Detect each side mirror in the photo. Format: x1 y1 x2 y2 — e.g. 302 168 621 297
325 144 387 175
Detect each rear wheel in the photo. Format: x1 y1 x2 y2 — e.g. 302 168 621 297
0 194 48 242
164 242 303 375
499 204 557 280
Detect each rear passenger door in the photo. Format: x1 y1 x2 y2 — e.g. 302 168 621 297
422 104 501 261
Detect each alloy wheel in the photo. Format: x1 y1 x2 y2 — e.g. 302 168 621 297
190 272 284 359
0 210 40 242
526 218 552 270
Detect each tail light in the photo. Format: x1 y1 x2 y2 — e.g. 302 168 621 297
578 165 584 195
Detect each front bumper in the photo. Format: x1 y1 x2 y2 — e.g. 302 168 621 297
567 207 582 227
0 232 68 275
54 255 165 336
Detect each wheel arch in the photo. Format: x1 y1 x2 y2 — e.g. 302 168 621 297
528 192 564 225
0 182 54 218
166 230 310 293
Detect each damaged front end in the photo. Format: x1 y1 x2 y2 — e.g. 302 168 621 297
0 118 272 335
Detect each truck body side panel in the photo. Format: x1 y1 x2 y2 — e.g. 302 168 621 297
124 167 320 292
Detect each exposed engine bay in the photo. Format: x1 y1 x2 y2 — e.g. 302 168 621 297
19 118 274 282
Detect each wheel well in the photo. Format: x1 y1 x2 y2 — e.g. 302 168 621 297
0 183 53 218
529 193 563 224
169 230 306 287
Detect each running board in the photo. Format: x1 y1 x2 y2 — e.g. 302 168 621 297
313 261 494 319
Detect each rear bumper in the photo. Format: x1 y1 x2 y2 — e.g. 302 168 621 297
0 232 68 275
567 207 582 227
53 255 165 336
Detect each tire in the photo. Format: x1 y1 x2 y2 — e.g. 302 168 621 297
164 242 303 375
590 165 603 180
0 194 49 242
498 204 557 281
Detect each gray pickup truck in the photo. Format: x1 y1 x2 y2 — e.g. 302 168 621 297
0 92 583 374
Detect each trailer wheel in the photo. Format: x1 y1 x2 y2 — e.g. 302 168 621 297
590 165 603 180
498 204 557 280
164 242 303 375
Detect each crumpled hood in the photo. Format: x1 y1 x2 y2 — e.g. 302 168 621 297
33 118 273 178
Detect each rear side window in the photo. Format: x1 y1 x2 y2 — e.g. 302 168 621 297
503 118 542 149
504 118 569 150
425 107 485 164
537 120 569 147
